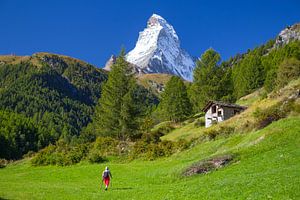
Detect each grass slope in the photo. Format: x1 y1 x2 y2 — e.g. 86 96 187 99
0 116 299 199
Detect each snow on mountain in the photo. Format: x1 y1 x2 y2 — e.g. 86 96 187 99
125 14 196 81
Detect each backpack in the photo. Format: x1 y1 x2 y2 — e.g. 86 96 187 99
103 170 109 178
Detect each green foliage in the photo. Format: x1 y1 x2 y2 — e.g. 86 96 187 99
203 126 235 140
31 141 89 166
276 57 300 88
262 41 300 91
0 57 108 158
232 51 265 98
0 110 41 159
159 76 192 122
88 137 119 160
190 48 221 111
91 53 157 140
87 152 107 164
151 121 176 135
130 133 190 160
190 49 236 112
264 69 277 92
253 100 297 129
0 159 9 168
1 117 299 199
193 117 205 128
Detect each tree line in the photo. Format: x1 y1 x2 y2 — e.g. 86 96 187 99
0 40 299 160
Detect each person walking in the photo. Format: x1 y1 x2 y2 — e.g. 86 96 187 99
102 166 112 191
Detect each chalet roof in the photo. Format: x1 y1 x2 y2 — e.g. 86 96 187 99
202 101 247 112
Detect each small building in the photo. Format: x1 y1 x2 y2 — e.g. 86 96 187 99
202 101 247 128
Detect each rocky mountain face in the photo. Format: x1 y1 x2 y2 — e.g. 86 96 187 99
125 14 196 81
103 55 116 71
275 23 300 47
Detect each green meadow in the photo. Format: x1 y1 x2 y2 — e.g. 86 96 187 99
1 116 299 200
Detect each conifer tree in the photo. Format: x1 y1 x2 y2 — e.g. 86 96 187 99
93 50 138 139
160 76 192 122
190 48 221 112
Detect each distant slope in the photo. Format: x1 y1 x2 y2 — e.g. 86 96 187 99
162 78 300 141
136 73 173 96
0 53 108 143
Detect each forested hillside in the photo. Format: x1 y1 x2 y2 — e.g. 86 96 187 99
0 53 109 158
189 40 300 112
0 27 299 161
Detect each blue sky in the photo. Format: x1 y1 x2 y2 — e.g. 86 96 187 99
0 0 299 67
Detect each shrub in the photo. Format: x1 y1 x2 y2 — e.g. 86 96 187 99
141 131 163 144
264 69 277 92
87 151 107 163
31 145 56 166
89 137 119 157
253 99 298 129
158 140 175 156
203 126 235 140
175 139 191 151
194 117 205 128
145 144 165 160
130 141 148 159
152 122 175 135
276 58 300 89
23 151 35 158
204 129 219 140
31 142 90 166
130 138 190 161
0 159 9 168
85 136 120 163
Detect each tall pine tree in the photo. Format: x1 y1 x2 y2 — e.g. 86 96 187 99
189 48 221 112
160 76 192 122
93 50 138 140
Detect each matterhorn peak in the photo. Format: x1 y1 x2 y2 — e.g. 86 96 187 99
147 14 168 27
125 14 195 81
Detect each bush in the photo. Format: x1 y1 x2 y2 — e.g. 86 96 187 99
152 121 175 135
194 117 205 128
87 151 107 163
264 69 277 92
254 105 285 129
31 141 90 166
89 137 119 156
141 131 163 144
204 129 219 140
253 100 296 129
175 139 191 151
130 138 190 161
203 126 235 140
23 151 35 159
0 159 9 168
276 58 300 89
86 136 119 163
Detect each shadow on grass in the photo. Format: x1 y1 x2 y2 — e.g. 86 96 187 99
0 197 10 200
110 187 133 191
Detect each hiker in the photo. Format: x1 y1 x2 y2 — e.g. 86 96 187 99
102 166 112 190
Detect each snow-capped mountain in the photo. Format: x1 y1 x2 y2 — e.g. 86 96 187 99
125 14 196 81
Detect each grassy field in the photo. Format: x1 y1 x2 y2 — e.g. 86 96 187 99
1 116 299 200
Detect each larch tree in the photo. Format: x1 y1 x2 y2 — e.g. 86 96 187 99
93 50 138 140
160 76 192 122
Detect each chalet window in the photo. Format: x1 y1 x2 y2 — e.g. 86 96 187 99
212 105 216 113
218 110 222 116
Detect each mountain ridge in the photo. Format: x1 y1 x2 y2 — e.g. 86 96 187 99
125 14 196 81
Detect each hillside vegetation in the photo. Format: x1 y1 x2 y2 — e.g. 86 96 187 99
0 80 299 199
0 25 300 199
